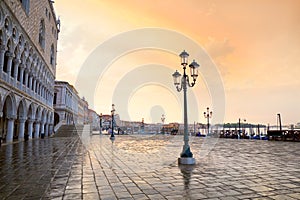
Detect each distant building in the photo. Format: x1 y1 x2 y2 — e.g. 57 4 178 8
53 81 91 127
88 109 99 131
78 97 89 124
0 0 59 143
53 81 79 125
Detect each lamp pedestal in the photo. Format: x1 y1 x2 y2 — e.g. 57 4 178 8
178 157 196 165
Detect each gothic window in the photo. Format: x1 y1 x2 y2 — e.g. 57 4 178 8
50 44 55 65
4 18 9 29
12 28 17 39
19 0 30 14
3 53 8 73
3 41 11 73
38 19 45 49
11 59 15 77
53 92 57 104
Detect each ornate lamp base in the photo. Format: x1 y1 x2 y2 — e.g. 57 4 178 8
178 157 196 165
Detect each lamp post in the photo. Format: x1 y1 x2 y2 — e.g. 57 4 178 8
161 114 165 134
141 118 144 134
99 113 102 134
110 104 115 140
172 50 200 165
238 118 246 139
204 107 213 135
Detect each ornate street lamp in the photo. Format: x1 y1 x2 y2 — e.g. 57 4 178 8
204 107 213 135
99 113 103 134
110 104 115 140
172 50 199 165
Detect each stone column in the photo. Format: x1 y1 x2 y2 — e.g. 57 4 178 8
36 81 40 94
18 119 26 141
29 75 33 90
34 121 40 138
27 119 34 139
5 52 14 81
33 79 36 93
19 66 25 84
24 71 29 88
49 124 53 136
13 59 20 82
40 122 45 138
6 117 15 143
0 45 6 72
45 124 49 137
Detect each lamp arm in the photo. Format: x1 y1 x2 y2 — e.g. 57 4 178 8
176 83 183 92
186 75 195 87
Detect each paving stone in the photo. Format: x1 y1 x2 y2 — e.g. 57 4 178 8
0 135 300 200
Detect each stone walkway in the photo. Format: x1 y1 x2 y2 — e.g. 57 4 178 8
0 132 299 200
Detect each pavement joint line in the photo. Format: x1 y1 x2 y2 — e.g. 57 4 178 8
1 135 300 199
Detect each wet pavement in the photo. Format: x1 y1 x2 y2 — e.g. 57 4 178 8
0 131 300 200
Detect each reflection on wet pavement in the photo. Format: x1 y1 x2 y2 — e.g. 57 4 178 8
0 134 300 199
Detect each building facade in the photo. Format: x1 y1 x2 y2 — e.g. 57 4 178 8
54 81 91 127
78 97 89 125
53 81 79 126
88 109 99 131
0 0 59 143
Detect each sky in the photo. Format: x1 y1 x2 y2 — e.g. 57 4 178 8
53 0 300 125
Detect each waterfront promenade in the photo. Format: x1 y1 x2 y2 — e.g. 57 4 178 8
0 131 299 199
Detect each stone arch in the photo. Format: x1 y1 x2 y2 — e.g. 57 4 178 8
49 112 54 124
2 93 17 143
0 5 4 26
13 44 20 59
4 16 12 36
18 34 24 49
28 103 35 120
3 39 12 73
24 41 28 56
20 51 26 64
40 108 47 137
16 99 27 140
3 93 17 118
35 106 42 121
11 45 20 78
26 103 35 139
17 99 27 119
41 108 47 124
12 26 19 44
54 112 59 126
0 29 4 46
33 106 42 138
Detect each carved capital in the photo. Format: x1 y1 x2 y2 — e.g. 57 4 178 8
5 52 14 58
13 58 20 65
6 115 16 120
0 45 6 52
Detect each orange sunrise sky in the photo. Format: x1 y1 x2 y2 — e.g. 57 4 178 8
53 0 300 125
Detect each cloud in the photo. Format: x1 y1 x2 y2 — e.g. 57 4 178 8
204 37 234 59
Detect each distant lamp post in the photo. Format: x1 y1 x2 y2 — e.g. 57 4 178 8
204 107 213 135
141 118 144 133
172 50 200 165
110 104 115 140
99 113 103 134
238 118 246 139
161 114 165 134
